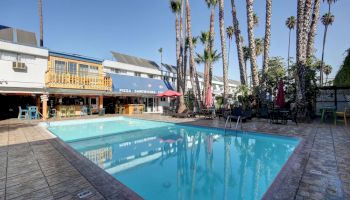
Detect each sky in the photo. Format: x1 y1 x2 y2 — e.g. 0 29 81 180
0 0 349 81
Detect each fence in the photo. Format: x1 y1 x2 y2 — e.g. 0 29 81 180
315 86 350 115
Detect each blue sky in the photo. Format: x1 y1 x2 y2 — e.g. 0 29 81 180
0 0 349 81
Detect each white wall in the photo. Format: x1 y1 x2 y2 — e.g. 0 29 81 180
103 60 162 76
0 41 48 91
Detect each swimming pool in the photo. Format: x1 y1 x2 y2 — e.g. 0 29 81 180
47 117 299 200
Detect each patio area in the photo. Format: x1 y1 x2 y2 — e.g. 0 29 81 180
0 114 349 200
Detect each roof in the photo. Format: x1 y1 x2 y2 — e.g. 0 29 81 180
0 25 37 46
111 51 160 70
109 73 174 95
161 63 177 74
49 51 102 64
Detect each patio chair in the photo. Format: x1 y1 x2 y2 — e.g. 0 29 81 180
18 106 28 120
67 106 75 117
173 109 196 118
28 106 38 120
335 107 348 126
224 107 247 122
59 107 67 118
81 106 88 116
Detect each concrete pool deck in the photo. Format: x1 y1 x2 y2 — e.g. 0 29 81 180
0 114 349 199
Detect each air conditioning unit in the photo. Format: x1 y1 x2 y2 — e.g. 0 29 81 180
12 62 27 70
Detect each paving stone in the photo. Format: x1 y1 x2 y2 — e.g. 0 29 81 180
6 169 44 188
8 187 53 200
6 177 49 199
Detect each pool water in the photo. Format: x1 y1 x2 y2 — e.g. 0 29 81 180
47 117 299 200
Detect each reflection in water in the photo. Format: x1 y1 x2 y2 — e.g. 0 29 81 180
69 125 298 200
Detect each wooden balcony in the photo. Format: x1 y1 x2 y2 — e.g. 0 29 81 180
45 71 112 91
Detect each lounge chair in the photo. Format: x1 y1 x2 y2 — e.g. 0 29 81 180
224 107 247 122
172 109 196 118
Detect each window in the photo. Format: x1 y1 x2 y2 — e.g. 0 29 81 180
148 74 154 79
161 97 166 102
68 62 77 75
54 60 66 73
134 72 141 77
110 68 127 74
89 65 99 76
79 64 89 76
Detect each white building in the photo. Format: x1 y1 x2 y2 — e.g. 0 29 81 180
0 26 48 118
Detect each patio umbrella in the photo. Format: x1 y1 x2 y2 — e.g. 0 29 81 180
156 90 182 97
205 86 213 108
276 80 285 107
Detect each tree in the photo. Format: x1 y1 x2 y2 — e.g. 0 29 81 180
39 0 43 47
218 0 229 104
230 0 247 85
186 0 202 109
199 31 210 100
246 0 259 86
184 36 198 90
226 26 234 68
334 49 350 87
323 64 332 84
264 57 286 93
262 0 272 85
285 16 296 75
170 0 186 112
243 46 250 85
306 0 321 59
254 38 264 57
320 12 335 85
158 47 163 64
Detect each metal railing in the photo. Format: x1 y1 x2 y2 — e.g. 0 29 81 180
224 115 243 132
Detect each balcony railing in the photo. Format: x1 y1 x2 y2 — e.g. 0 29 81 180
45 70 112 91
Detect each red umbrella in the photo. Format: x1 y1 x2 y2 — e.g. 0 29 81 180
276 80 285 107
205 86 213 108
156 90 182 97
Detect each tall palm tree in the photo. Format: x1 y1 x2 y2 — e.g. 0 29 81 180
199 31 210 100
253 13 259 27
226 26 234 68
243 46 250 84
184 36 198 90
262 0 272 85
320 12 335 85
306 0 321 59
158 47 163 64
170 0 186 112
246 0 259 87
218 0 229 104
323 64 332 85
230 0 247 85
39 0 43 47
285 16 296 75
186 0 202 109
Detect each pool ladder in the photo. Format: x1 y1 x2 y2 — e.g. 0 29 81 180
224 116 243 132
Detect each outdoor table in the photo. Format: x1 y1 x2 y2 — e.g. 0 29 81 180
269 109 289 125
320 106 336 123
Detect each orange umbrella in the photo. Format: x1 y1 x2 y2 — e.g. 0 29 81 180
156 90 182 97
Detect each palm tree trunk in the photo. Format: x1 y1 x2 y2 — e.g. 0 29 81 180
246 0 259 87
262 0 272 84
287 28 291 77
320 25 328 86
219 0 229 104
39 0 43 47
184 46 188 92
306 0 321 59
178 0 186 113
231 0 247 85
186 0 202 109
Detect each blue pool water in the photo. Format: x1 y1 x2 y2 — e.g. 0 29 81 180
47 117 299 200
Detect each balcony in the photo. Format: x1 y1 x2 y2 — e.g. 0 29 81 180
45 70 112 91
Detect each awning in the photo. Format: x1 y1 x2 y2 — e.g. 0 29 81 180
109 73 174 95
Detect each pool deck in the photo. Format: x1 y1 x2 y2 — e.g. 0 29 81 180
0 114 349 200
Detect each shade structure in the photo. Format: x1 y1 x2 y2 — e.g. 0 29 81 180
205 86 213 108
276 80 285 108
156 90 182 97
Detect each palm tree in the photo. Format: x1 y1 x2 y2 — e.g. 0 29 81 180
158 47 163 64
243 46 250 84
230 0 247 85
184 36 198 90
170 0 186 112
218 0 229 104
253 13 259 27
246 0 259 86
255 38 264 57
306 0 321 59
226 26 234 68
324 0 338 13
39 0 43 47
323 64 332 85
186 0 202 109
199 31 210 100
285 16 296 75
195 49 221 67
320 12 335 85
262 0 272 85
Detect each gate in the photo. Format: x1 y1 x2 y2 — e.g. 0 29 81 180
315 86 350 115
